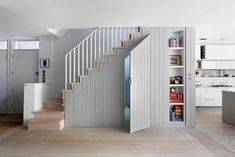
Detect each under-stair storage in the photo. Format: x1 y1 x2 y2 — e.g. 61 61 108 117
63 27 145 128
63 26 195 129
124 35 151 133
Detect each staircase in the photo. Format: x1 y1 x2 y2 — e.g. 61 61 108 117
63 27 147 127
28 27 144 130
28 98 64 130
64 27 143 90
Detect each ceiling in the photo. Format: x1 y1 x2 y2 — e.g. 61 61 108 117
0 0 235 42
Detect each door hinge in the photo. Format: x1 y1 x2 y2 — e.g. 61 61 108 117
12 88 14 92
6 88 7 92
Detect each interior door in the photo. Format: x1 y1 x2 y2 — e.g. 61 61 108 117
11 50 39 113
124 54 130 128
0 50 8 113
130 36 151 133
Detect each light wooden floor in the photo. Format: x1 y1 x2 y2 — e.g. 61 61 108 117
0 114 22 134
0 113 235 157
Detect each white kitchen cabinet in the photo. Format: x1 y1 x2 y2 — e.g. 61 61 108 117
216 61 232 69
196 88 206 106
206 45 221 59
202 61 217 69
205 88 221 106
221 45 235 59
196 87 232 106
232 61 235 69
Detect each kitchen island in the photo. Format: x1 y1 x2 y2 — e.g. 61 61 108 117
222 90 235 126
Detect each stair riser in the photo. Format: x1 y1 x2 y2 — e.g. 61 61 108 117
28 120 64 131
44 103 64 111
34 113 64 120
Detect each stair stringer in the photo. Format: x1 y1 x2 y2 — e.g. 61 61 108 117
64 34 149 128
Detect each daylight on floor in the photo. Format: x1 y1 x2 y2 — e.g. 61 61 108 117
0 0 235 157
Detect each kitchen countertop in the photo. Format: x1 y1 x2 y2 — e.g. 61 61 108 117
222 89 235 92
196 86 235 89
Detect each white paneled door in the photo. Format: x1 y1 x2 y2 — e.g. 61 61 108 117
0 50 8 113
11 50 39 113
130 36 151 133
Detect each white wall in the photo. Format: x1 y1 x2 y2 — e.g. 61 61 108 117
23 83 51 126
39 36 53 83
1 0 235 43
39 29 95 97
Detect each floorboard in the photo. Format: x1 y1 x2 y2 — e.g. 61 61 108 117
0 112 234 157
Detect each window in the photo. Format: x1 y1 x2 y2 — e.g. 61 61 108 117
13 41 39 50
0 41 7 50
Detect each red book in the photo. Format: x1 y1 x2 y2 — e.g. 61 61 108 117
170 92 178 103
177 93 183 103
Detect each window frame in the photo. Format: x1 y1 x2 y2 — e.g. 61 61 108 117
12 40 39 50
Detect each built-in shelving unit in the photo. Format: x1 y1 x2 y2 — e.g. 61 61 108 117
167 29 185 126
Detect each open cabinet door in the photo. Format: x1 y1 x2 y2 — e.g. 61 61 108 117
130 36 151 133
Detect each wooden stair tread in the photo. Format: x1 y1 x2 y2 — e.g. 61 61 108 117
45 99 63 104
34 108 64 113
28 118 64 124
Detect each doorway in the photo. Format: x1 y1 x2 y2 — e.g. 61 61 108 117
0 40 39 114
124 54 130 128
0 47 8 113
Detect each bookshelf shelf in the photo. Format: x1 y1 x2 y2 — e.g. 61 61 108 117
169 84 184 87
169 47 184 50
169 66 184 68
169 103 184 105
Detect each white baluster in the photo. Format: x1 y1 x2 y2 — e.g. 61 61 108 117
69 53 71 84
119 27 122 42
111 27 113 49
78 46 80 77
122 27 126 40
94 31 97 63
115 27 118 47
65 54 67 89
107 28 109 54
90 36 93 68
103 28 105 56
82 43 84 75
99 29 101 60
73 49 76 82
86 39 88 73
